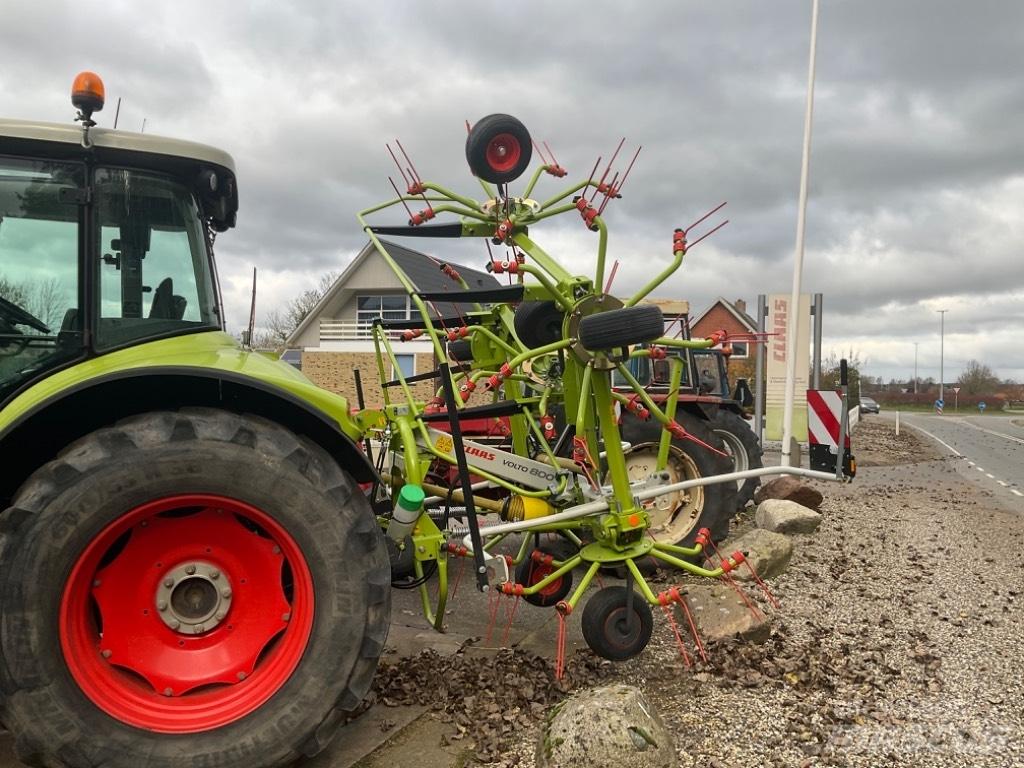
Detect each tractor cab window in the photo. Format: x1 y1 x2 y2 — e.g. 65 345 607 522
94 168 218 350
612 352 652 387
692 349 728 397
0 157 84 403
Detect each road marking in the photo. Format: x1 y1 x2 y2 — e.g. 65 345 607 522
901 419 962 457
960 420 1024 445
900 417 1022 500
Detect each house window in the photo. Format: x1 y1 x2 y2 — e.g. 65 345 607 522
392 354 415 380
356 294 410 330
730 341 748 358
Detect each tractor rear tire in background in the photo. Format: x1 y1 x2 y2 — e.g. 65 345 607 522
619 411 737 545
710 409 764 509
0 408 390 768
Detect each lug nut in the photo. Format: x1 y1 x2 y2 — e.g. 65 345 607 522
163 687 173 697
101 649 112 659
185 564 197 575
157 600 168 611
210 569 220 580
169 619 180 630
221 588 232 599
194 624 205 634
215 611 227 621
282 612 291 622
237 671 247 681
164 578 174 588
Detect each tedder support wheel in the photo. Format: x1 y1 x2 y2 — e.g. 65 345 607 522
465 114 533 184
513 300 565 349
578 304 664 351
446 338 474 362
581 586 653 661
711 409 764 509
515 544 574 608
0 409 390 768
620 410 737 546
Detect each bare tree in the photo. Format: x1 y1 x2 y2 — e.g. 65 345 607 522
820 348 867 408
251 271 339 350
957 360 1000 396
0 275 67 330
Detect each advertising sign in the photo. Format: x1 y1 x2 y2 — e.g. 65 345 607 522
765 293 811 441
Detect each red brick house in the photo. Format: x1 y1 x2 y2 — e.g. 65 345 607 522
690 297 756 359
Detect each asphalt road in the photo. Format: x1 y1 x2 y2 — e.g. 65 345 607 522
887 411 1024 507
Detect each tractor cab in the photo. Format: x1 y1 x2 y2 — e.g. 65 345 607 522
0 72 237 406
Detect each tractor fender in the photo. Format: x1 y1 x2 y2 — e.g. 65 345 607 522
0 367 378 506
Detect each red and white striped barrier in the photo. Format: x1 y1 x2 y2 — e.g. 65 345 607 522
807 389 850 450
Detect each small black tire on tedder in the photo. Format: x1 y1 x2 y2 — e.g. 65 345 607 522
514 300 566 348
515 545 574 608
466 114 533 184
0 408 390 768
578 304 665 351
581 586 653 661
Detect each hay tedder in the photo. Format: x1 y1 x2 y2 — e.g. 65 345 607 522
0 73 851 768
358 114 854 671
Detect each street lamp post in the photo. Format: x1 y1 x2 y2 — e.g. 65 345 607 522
913 342 918 395
937 310 948 407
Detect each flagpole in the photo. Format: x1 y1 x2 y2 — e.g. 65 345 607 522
781 0 820 467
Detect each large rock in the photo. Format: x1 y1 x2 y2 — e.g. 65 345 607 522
752 475 823 510
705 528 793 581
683 582 773 643
755 498 822 534
537 684 677 768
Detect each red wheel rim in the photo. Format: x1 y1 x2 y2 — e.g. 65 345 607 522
527 562 562 598
485 133 521 173
60 495 315 733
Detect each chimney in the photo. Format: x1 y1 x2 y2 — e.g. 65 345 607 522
734 298 747 314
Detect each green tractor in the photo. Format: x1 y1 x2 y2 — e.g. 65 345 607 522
0 73 388 768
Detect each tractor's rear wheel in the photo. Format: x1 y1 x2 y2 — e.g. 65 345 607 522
0 409 390 768
619 411 737 545
710 409 764 509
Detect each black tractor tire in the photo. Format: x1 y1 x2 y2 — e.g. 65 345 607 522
578 305 664 351
710 409 764 509
619 410 737 545
465 114 533 184
446 338 474 362
515 543 574 608
514 300 566 349
0 408 391 768
581 586 653 661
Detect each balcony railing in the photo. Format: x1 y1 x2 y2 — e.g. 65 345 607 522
319 320 376 341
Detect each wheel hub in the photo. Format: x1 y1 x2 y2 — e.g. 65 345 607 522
156 561 232 634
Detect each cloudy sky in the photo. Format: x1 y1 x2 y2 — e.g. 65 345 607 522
3 0 1021 383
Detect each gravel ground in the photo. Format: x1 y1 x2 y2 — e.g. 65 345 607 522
372 418 1024 767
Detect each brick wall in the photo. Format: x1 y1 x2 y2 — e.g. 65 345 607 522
300 351 438 407
691 304 748 339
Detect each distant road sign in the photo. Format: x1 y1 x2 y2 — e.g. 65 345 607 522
935 398 944 414
979 401 987 411
952 386 961 394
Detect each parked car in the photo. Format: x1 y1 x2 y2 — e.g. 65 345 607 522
860 396 880 414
